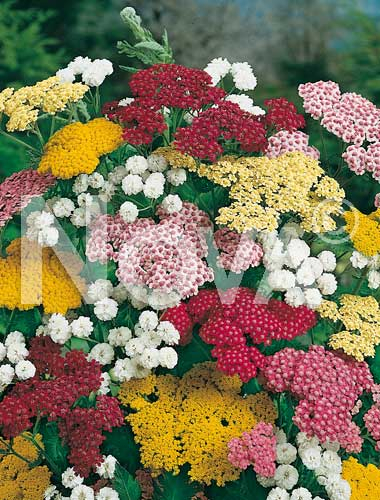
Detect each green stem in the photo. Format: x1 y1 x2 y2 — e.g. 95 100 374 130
49 116 56 139
5 309 15 334
22 433 61 477
0 129 40 153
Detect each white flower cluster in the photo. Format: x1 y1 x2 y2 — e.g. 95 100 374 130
50 457 119 499
121 154 186 200
262 430 350 500
56 56 113 87
111 309 179 382
0 331 36 390
225 93 265 115
26 210 59 247
261 232 337 309
88 279 119 321
51 183 102 227
204 57 257 90
350 250 380 289
38 312 93 344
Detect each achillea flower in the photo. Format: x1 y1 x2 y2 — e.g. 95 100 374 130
118 362 277 486
0 434 51 500
321 295 380 361
0 76 88 131
195 152 344 233
263 97 305 131
0 169 55 227
38 118 123 179
214 228 263 273
344 207 380 257
342 457 380 500
0 238 85 313
262 346 374 453
228 422 277 477
265 130 319 160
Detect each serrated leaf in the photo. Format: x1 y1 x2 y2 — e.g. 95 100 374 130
112 463 141 500
134 40 167 54
153 470 198 500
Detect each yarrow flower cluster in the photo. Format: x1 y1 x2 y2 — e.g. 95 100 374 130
261 232 337 309
262 346 374 453
0 331 36 392
0 169 55 227
87 201 214 309
0 76 88 131
163 287 316 381
57 56 113 87
118 362 277 486
299 80 380 181
319 295 380 361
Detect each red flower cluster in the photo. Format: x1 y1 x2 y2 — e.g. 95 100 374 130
262 346 374 453
163 287 316 382
0 337 123 476
59 395 124 477
129 64 225 110
174 102 268 161
264 97 306 132
103 100 167 145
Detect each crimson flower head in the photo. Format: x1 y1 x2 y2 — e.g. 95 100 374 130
264 97 306 132
129 63 226 110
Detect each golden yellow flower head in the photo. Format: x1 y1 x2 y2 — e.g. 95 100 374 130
176 151 344 233
324 294 380 361
0 434 51 500
344 207 380 257
38 117 123 179
343 457 380 500
0 76 88 131
118 362 277 486
0 237 85 314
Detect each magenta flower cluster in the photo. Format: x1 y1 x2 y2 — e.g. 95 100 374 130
262 346 375 453
228 422 277 477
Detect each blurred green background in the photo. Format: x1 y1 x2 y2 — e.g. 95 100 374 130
0 0 379 210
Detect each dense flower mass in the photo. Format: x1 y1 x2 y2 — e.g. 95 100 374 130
0 76 88 131
0 434 51 500
318 295 380 361
38 118 123 178
228 422 277 477
0 238 85 313
342 457 380 500
0 9 379 499
118 362 277 486
262 346 374 452
87 202 214 308
0 168 55 227
164 288 316 381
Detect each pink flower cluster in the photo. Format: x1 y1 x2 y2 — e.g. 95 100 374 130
299 80 380 180
228 422 277 477
0 169 55 227
265 130 320 160
364 405 380 451
214 228 263 273
262 346 374 453
87 202 214 300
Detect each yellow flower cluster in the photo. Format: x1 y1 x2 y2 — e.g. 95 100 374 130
154 146 198 171
0 238 85 314
168 151 343 233
0 76 88 132
0 434 51 500
342 457 380 500
319 295 380 361
344 207 380 257
118 362 277 486
38 118 123 179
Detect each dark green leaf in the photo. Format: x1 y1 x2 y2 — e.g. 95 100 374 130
112 463 141 500
103 427 141 473
153 470 198 500
40 421 68 473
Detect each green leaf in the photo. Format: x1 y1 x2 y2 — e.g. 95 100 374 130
119 65 139 74
112 463 141 500
153 470 198 500
134 40 167 54
40 421 68 474
206 468 268 500
69 337 90 353
103 427 141 473
172 331 213 377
